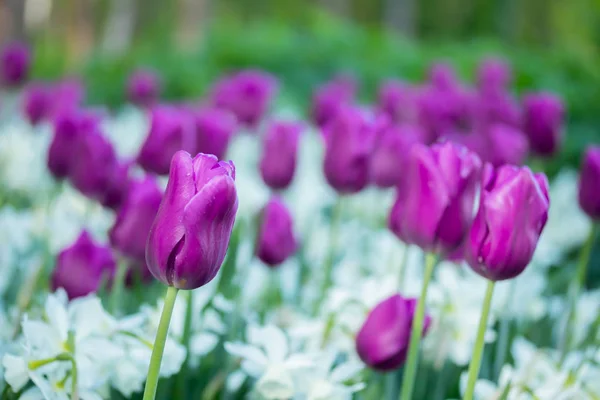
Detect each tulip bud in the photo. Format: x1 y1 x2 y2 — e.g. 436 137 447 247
127 69 161 108
193 106 238 159
477 58 511 93
465 164 550 281
51 78 86 119
51 231 116 299
377 80 418 124
138 105 196 175
259 121 303 190
22 83 51 125
97 160 133 211
1 42 30 87
389 141 482 255
323 106 375 194
578 146 600 220
428 62 458 91
146 151 238 289
356 294 431 371
256 197 298 266
110 176 163 262
486 123 529 167
311 75 356 128
370 123 425 188
522 92 564 157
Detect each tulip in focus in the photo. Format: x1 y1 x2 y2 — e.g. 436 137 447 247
465 164 550 281
522 92 564 157
311 75 356 128
146 151 238 289
51 231 116 299
323 106 375 194
256 197 298 266
356 294 431 371
138 105 196 175
259 120 303 190
1 42 30 87
127 69 161 108
193 106 238 159
578 146 600 220
389 141 482 255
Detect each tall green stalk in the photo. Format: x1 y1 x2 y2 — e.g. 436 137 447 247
463 280 496 400
315 198 343 312
143 286 179 400
399 253 437 400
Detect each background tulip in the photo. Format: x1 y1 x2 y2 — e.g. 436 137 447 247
477 58 511 93
51 231 116 299
377 80 418 124
1 42 30 87
486 123 529 167
523 92 564 157
256 197 298 266
388 141 482 255
356 294 431 371
22 83 51 125
193 106 238 160
578 146 600 220
259 120 303 190
146 151 238 290
127 69 161 108
311 75 356 128
466 164 550 281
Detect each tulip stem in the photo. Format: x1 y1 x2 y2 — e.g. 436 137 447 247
111 260 129 315
175 290 194 398
576 223 597 291
463 280 496 400
398 245 410 291
316 198 343 312
399 253 437 400
143 286 179 400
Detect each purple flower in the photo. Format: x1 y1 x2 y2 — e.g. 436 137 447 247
51 78 86 120
256 197 298 266
110 176 163 262
578 146 600 220
522 92 564 157
370 123 425 188
486 123 529 167
127 69 161 108
193 106 238 159
259 120 303 190
137 105 196 175
311 75 356 128
465 164 550 281
146 151 238 289
22 82 51 125
51 231 116 299
377 80 418 124
388 141 482 255
477 58 512 93
356 294 431 371
211 70 277 128
1 42 30 87
471 90 521 129
428 62 458 91
323 106 375 194
97 160 132 211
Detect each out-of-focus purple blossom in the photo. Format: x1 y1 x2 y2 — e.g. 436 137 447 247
1 42 30 87
486 123 529 167
522 92 565 157
311 75 357 128
256 196 298 266
578 146 600 220
259 120 303 190
477 58 512 93
192 106 238 159
127 69 161 108
22 82 51 125
377 80 419 124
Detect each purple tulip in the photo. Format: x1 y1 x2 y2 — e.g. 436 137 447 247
1 42 30 87
211 70 277 128
51 231 116 299
193 106 238 159
146 151 238 289
127 69 161 108
22 83 51 125
138 105 196 175
388 141 482 255
323 106 375 194
110 177 163 262
256 197 298 266
259 120 303 190
356 294 431 371
370 123 425 188
377 80 418 124
471 90 521 129
522 92 564 157
578 146 600 220
477 58 511 93
97 160 132 211
465 164 550 281
486 123 529 167
311 75 356 128
51 78 86 120
428 62 458 91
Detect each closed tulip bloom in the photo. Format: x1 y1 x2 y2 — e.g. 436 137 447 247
370 123 425 188
578 146 600 220
193 106 238 159
389 141 482 255
428 62 458 91
138 105 196 175
466 165 550 281
51 231 116 299
259 121 303 190
1 42 30 87
256 197 298 266
97 160 132 210
477 58 511 93
311 75 356 128
377 80 418 124
523 92 564 157
127 69 161 108
486 123 529 167
356 294 431 371
110 177 163 261
146 151 238 289
51 78 86 119
323 106 375 194
23 83 51 125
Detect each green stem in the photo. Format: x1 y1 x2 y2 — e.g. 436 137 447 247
463 280 496 400
398 245 410 291
576 223 597 290
494 280 515 378
175 290 195 398
143 286 179 400
399 253 437 400
70 356 78 400
315 197 343 312
111 260 129 315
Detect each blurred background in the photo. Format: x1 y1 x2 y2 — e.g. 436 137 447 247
1 0 599 170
